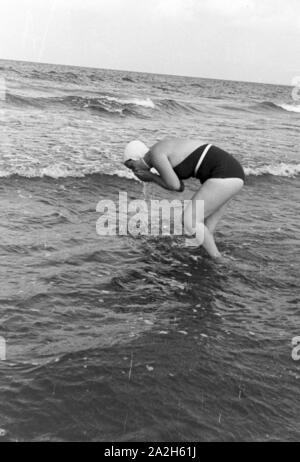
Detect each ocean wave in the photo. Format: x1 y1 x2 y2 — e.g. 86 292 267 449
156 98 200 114
245 163 300 178
4 90 201 116
83 95 156 114
222 101 300 115
0 164 137 181
256 101 300 114
122 77 135 83
0 65 22 75
111 96 155 109
88 73 104 82
279 103 300 113
29 69 81 84
190 83 205 88
7 65 105 84
5 92 43 108
1 162 299 181
80 95 155 115
4 91 156 116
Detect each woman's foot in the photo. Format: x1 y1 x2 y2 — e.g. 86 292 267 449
213 253 235 266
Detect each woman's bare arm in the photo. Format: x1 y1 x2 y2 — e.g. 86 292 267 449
149 151 182 191
134 169 184 192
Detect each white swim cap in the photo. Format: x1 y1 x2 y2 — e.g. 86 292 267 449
123 140 149 163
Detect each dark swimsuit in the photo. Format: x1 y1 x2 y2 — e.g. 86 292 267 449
174 144 245 184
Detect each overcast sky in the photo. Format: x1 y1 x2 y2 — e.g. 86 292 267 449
0 0 299 84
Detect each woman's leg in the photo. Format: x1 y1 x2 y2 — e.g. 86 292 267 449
205 203 228 235
184 178 244 258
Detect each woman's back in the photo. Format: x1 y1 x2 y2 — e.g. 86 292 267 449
150 137 206 167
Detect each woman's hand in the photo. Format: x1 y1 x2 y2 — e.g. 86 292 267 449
134 169 154 183
124 160 136 171
135 169 185 192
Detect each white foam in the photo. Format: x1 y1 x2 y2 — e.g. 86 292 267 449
104 95 155 109
127 97 155 109
245 163 300 178
278 103 300 113
0 164 139 181
0 162 299 180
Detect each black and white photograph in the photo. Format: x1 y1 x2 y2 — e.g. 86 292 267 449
0 0 299 444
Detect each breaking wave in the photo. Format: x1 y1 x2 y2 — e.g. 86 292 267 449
0 163 299 181
256 101 300 114
4 92 156 116
245 162 300 178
